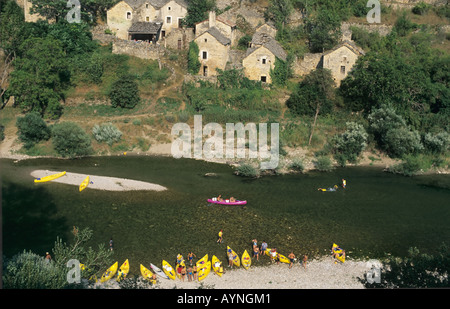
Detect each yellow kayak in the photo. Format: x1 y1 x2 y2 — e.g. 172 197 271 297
278 253 290 264
117 259 130 282
197 260 211 282
226 246 240 267
242 250 251 269
140 264 156 285
34 171 66 183
100 261 118 283
162 260 176 280
332 243 346 263
212 255 223 277
79 176 90 192
196 254 208 269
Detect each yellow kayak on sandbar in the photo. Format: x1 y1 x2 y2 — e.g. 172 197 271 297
34 171 66 183
117 259 130 282
79 176 90 192
242 250 251 269
99 261 118 283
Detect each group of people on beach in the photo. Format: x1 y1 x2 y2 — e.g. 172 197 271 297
250 239 308 270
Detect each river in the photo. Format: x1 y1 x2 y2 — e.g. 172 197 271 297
1 156 449 274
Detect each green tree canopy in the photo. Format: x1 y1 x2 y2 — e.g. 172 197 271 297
51 122 93 157
108 74 141 109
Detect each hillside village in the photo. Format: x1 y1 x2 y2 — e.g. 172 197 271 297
1 0 449 175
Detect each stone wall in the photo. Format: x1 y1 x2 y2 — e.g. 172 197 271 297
164 27 195 50
292 53 323 77
195 32 230 77
112 39 164 60
242 46 277 83
107 1 133 40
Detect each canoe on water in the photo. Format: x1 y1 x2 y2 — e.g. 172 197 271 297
99 261 118 283
207 199 247 206
212 255 223 277
227 246 240 267
242 250 251 269
150 263 169 279
79 176 90 192
117 259 129 282
34 171 66 183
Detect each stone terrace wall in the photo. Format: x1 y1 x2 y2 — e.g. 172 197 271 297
112 39 164 60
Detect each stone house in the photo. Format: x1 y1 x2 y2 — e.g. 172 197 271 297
194 27 231 77
195 11 237 47
322 40 365 86
242 24 287 84
107 0 189 47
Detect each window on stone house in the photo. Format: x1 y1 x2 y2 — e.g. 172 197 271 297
146 3 149 9
168 6 171 10
126 12 131 20
146 16 149 22
202 51 207 60
340 66 346 74
261 57 267 64
166 16 172 23
261 76 267 83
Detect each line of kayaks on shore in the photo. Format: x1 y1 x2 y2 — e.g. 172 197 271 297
95 243 346 285
33 171 90 192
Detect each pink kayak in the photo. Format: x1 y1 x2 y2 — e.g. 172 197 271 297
207 199 247 206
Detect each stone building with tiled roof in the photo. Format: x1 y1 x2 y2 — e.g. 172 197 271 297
107 0 188 45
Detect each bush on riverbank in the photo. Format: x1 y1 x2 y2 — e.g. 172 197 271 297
51 122 93 158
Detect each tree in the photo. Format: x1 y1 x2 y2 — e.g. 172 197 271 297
108 74 140 109
304 8 341 53
7 37 68 118
183 0 216 28
270 56 293 86
265 0 294 29
286 68 335 145
51 122 93 157
29 0 70 22
16 112 51 148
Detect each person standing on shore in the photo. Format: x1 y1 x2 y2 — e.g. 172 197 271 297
288 251 296 269
302 255 308 269
217 229 223 243
228 250 234 268
260 241 268 256
109 238 114 251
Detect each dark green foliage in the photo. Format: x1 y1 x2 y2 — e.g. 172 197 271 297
108 75 140 109
362 245 450 288
304 9 342 52
8 37 68 118
237 35 252 50
16 112 51 148
333 122 368 164
270 56 293 86
184 0 216 28
286 68 335 116
51 122 93 157
187 41 201 75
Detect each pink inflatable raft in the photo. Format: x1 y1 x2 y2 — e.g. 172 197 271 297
207 198 247 206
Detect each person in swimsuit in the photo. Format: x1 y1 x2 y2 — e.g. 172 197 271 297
187 251 196 266
260 241 268 256
181 266 186 281
228 251 234 268
217 230 223 243
193 265 198 280
187 266 193 281
288 251 296 269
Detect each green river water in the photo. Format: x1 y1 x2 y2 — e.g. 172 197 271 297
1 156 449 275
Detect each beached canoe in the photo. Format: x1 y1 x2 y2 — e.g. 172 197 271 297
34 171 66 183
212 255 223 277
150 263 169 279
99 261 118 283
141 264 156 284
79 176 89 192
207 198 247 206
332 243 346 263
196 254 208 269
242 250 251 269
197 260 211 282
162 260 176 280
117 259 129 281
227 246 240 267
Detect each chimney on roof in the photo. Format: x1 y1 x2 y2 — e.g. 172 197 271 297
209 11 216 28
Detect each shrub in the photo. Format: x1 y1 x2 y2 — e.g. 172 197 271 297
412 2 431 15
383 127 423 158
234 163 260 178
313 156 333 171
187 41 201 74
288 158 304 172
52 122 92 157
16 112 51 149
92 123 122 146
109 74 140 109
423 132 450 154
333 122 368 163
